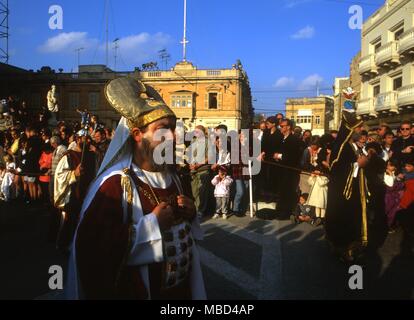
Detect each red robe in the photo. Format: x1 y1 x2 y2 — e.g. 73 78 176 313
76 173 192 300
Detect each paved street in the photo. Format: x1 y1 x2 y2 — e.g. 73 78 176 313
1 201 414 300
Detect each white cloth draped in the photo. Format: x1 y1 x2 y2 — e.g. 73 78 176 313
65 117 206 300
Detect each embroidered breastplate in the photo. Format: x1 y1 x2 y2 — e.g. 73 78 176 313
129 169 194 290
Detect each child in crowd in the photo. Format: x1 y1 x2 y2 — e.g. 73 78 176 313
384 159 404 232
211 166 233 220
290 193 315 225
0 154 16 202
399 158 414 210
307 171 329 226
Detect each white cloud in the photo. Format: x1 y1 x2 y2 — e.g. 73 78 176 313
38 32 98 53
106 32 172 64
298 74 324 90
38 31 172 65
291 26 315 40
274 77 295 88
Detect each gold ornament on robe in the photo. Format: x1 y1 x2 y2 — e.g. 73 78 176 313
104 77 176 129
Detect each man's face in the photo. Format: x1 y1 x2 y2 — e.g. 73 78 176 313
11 131 18 140
133 117 176 171
303 132 311 141
94 132 103 144
378 126 387 137
384 134 394 146
331 132 338 139
279 121 290 135
400 124 411 138
266 121 275 130
299 196 306 205
359 135 367 145
259 123 266 131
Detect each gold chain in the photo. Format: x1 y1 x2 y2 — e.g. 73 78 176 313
140 170 161 206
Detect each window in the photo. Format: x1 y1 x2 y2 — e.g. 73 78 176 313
374 42 382 53
393 76 402 91
171 94 193 108
69 92 80 109
296 116 312 124
395 28 404 40
88 92 100 110
315 116 321 125
373 84 380 97
209 92 218 109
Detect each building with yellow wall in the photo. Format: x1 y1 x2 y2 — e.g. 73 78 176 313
0 60 253 131
285 96 334 136
357 0 414 128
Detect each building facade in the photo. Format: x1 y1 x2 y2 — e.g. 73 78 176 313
0 61 253 130
285 96 335 136
350 51 362 95
333 77 350 130
357 0 414 128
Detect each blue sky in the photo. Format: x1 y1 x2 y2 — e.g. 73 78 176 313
7 0 383 113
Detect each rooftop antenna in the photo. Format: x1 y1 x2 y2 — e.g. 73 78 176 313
0 0 9 64
113 38 119 71
180 0 189 62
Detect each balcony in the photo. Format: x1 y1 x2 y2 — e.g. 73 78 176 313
359 54 377 75
397 84 414 109
375 41 400 67
375 91 398 113
398 28 414 56
356 98 376 117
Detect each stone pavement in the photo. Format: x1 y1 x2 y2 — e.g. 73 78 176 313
1 200 414 300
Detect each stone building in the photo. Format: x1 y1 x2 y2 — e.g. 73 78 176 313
285 96 335 136
357 0 414 128
0 60 253 130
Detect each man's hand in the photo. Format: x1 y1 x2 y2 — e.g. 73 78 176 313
153 202 175 231
257 152 265 162
211 164 219 171
177 195 196 221
357 155 369 168
273 153 281 161
89 145 97 153
402 146 414 154
74 164 83 178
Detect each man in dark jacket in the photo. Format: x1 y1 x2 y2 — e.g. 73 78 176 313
272 119 303 219
391 121 414 168
259 116 283 201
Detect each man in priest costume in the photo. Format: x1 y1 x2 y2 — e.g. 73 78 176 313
65 77 206 300
325 88 370 263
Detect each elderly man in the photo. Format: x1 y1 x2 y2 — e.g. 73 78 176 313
66 78 205 300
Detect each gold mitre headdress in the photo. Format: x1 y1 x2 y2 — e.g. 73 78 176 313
104 77 175 129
